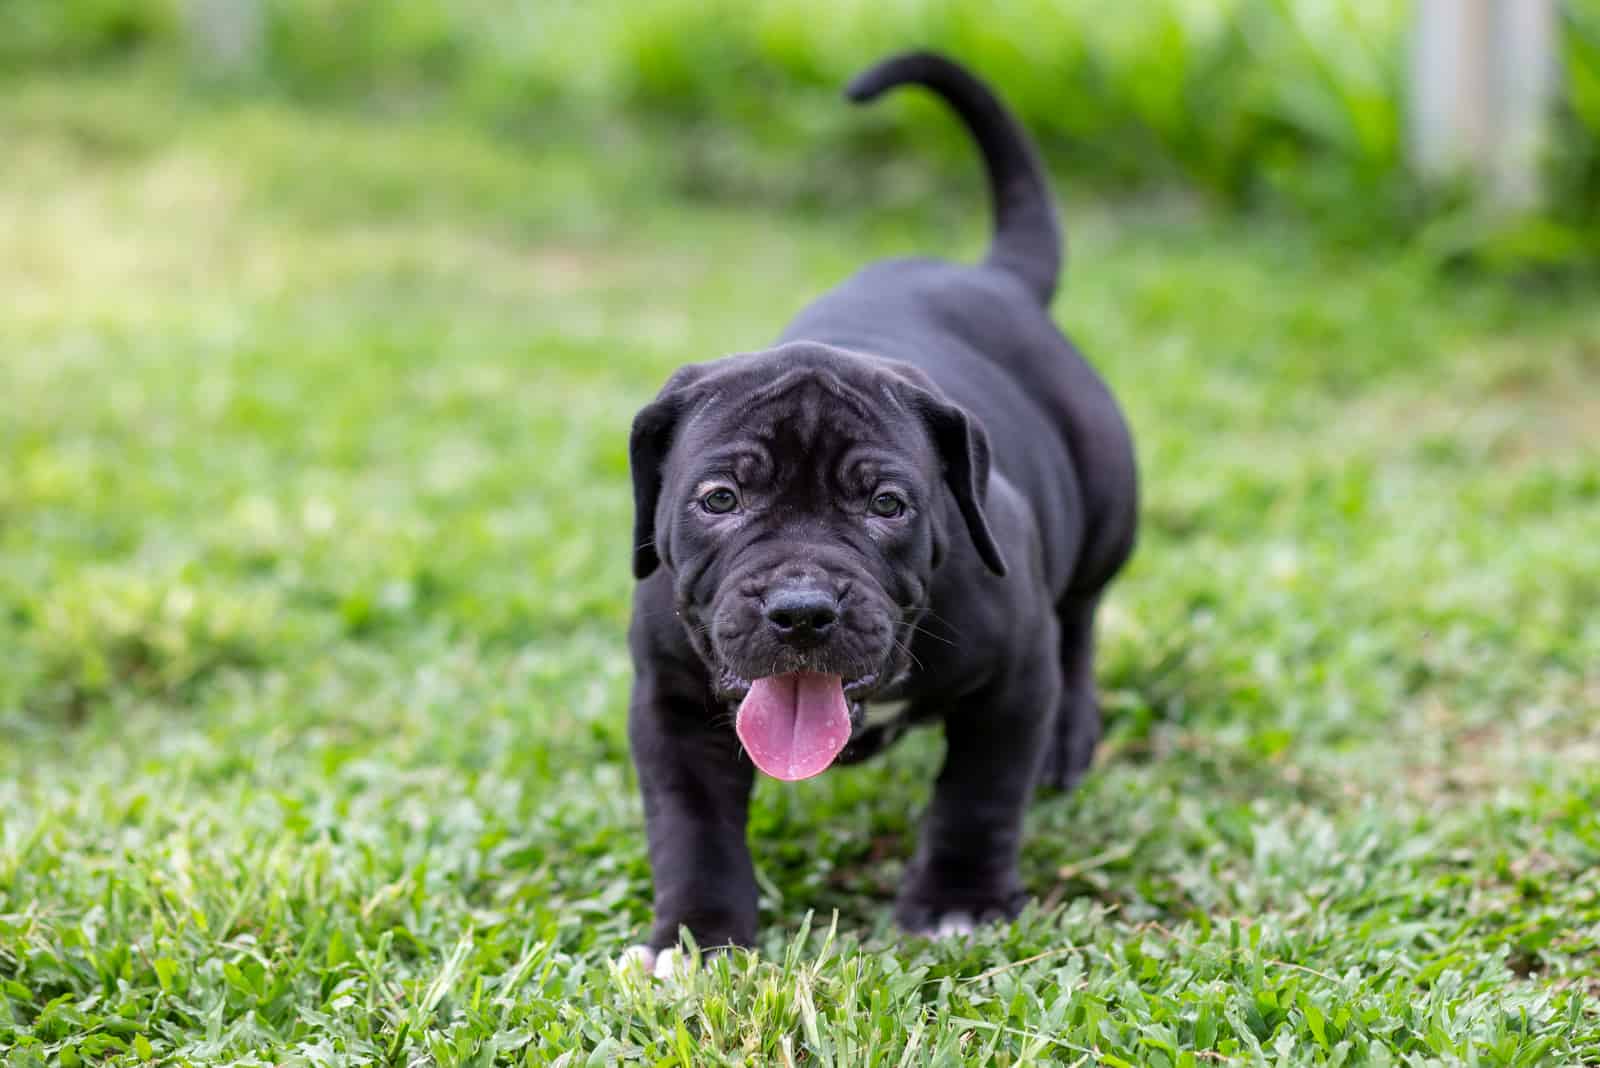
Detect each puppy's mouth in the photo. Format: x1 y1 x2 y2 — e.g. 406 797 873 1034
716 668 884 782
716 667 882 703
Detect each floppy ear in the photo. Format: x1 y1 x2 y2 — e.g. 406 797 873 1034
916 396 1008 577
630 367 712 578
629 394 682 580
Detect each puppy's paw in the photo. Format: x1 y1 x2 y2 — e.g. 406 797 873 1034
617 944 657 973
933 910 976 939
896 900 1015 940
615 944 693 981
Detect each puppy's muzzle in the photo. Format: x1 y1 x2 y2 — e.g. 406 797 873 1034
763 587 839 648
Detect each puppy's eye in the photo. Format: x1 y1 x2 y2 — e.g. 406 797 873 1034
700 487 740 515
868 492 906 519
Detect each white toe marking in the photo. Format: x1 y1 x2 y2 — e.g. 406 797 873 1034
618 944 657 973
935 911 976 939
652 946 688 980
617 944 696 982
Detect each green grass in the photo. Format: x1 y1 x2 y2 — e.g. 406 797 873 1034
2 74 1599 1066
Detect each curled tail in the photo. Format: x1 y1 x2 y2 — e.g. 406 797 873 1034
846 50 1062 304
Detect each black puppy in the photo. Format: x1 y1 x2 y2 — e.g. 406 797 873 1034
624 52 1137 970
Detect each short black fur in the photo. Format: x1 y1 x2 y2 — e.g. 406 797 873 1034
626 51 1138 950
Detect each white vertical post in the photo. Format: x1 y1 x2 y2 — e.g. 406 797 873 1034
1411 0 1495 182
1410 0 1559 212
186 0 265 79
1491 0 1560 212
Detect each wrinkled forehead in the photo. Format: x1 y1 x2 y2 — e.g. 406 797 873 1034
683 373 927 484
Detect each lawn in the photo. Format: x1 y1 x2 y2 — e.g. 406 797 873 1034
1 73 1598 1066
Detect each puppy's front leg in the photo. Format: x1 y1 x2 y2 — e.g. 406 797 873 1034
895 632 1061 935
629 683 758 952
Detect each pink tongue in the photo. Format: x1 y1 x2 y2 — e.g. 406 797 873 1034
735 672 852 781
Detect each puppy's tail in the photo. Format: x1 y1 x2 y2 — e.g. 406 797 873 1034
846 51 1062 304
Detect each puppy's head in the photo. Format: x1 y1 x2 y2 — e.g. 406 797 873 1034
630 342 1005 780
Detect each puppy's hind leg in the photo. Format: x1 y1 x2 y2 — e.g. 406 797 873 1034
1038 593 1103 793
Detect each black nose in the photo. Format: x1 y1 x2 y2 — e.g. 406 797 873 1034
764 589 839 645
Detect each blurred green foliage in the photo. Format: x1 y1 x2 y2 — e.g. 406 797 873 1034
2 0 1598 263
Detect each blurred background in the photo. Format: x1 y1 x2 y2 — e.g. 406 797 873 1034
6 0 1600 264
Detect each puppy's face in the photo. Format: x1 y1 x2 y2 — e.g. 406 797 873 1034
630 343 1005 779
670 369 930 701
